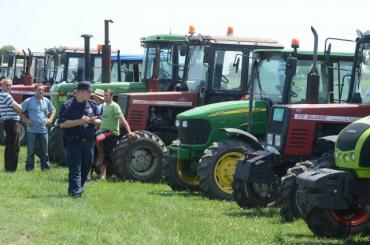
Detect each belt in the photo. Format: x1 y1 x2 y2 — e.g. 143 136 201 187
65 135 95 143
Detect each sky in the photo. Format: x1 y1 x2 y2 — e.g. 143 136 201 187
1 0 370 54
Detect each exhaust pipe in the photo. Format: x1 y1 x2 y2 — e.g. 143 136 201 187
102 19 113 83
81 34 93 81
306 26 320 104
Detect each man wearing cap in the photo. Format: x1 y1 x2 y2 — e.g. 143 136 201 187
59 81 101 198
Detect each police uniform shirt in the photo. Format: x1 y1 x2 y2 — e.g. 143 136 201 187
59 97 101 138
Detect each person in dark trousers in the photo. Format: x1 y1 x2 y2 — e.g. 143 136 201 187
0 78 25 172
22 83 56 171
59 81 101 198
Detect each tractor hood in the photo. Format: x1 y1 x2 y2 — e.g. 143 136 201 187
177 99 268 136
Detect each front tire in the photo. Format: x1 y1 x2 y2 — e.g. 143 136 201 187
48 126 66 165
198 139 252 200
278 161 314 221
305 207 369 237
233 174 279 208
162 155 200 191
112 131 165 182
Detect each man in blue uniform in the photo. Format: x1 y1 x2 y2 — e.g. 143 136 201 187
59 81 101 198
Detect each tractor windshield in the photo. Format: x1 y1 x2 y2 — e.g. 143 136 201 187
143 46 174 80
358 47 370 103
185 45 208 92
253 53 339 104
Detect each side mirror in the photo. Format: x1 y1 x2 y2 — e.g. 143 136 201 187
233 57 240 74
203 47 211 64
180 46 187 56
7 55 14 67
285 56 297 77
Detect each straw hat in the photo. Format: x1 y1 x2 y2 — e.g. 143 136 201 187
91 88 104 100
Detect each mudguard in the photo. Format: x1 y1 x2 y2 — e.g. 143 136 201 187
296 168 353 210
221 128 264 151
233 150 275 184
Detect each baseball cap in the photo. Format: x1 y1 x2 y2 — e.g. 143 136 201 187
76 81 92 92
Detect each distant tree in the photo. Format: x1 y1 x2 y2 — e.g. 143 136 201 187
0 45 16 64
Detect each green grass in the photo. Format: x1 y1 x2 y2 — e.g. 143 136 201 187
0 147 369 244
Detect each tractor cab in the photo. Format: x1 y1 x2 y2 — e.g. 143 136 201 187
183 30 283 105
141 34 188 92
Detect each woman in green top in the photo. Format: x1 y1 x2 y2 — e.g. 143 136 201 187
95 89 135 180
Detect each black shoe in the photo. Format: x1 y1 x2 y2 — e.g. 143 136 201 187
68 193 82 199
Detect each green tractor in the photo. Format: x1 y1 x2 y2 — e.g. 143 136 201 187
49 21 188 165
164 39 354 199
296 115 370 237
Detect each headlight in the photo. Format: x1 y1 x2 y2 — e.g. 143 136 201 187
344 154 349 162
267 133 273 145
275 134 281 147
351 152 356 161
182 120 188 128
175 120 180 127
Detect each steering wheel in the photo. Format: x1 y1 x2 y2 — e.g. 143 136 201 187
290 90 298 98
67 71 77 82
221 74 229 84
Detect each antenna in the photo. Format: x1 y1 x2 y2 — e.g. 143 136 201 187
168 0 172 34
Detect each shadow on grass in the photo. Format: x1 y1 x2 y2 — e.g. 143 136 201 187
147 190 205 198
225 208 279 218
26 193 68 199
283 233 370 245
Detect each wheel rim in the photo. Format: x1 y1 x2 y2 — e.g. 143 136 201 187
128 147 157 176
176 159 199 186
214 151 244 194
329 205 369 226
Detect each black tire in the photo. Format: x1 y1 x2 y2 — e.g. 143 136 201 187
0 120 27 145
112 130 165 182
232 173 279 208
48 126 66 165
198 139 252 200
278 161 314 222
162 154 200 191
305 207 369 237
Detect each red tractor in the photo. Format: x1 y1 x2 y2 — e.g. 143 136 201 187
230 28 370 210
112 27 283 182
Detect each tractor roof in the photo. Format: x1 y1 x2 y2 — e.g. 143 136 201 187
44 46 101 54
141 34 187 45
189 34 283 48
111 54 143 62
254 49 354 59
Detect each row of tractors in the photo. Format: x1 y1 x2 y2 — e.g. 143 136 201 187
4 18 370 237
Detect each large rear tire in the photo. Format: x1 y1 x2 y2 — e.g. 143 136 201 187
162 155 200 191
198 139 252 200
48 126 66 165
305 207 369 237
278 161 314 221
112 131 165 182
233 174 279 208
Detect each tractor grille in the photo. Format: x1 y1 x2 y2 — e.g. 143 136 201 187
360 136 370 167
128 110 144 127
268 120 284 135
117 94 129 116
336 123 370 151
178 119 211 144
289 128 308 148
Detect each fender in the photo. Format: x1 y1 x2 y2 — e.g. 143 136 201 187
318 135 338 144
233 150 275 184
221 128 264 151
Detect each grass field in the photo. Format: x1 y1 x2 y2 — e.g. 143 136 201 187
0 146 369 244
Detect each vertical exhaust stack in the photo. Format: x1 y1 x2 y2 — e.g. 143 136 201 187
102 19 113 83
117 49 122 82
306 26 320 104
81 34 93 81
